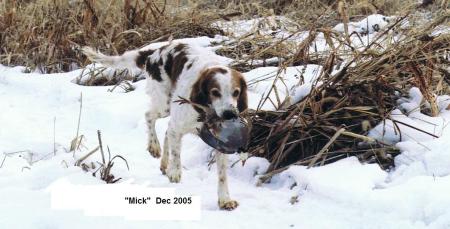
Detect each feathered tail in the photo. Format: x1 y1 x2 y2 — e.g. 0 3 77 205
82 47 141 72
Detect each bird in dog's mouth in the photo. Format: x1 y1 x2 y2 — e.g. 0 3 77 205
175 97 250 155
199 115 249 155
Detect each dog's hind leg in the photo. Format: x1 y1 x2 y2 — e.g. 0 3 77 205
145 79 170 158
145 111 164 158
145 101 169 158
217 153 238 210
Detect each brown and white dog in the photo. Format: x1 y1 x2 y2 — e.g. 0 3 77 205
82 41 248 210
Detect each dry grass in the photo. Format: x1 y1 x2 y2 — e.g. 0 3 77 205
1 0 430 73
0 0 223 73
74 130 129 183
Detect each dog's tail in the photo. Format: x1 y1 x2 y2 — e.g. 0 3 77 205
82 47 141 72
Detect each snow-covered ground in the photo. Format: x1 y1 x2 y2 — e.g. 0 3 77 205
2 14 450 229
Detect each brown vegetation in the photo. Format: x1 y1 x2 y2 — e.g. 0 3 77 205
1 0 427 73
0 0 222 72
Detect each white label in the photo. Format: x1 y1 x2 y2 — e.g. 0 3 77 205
48 179 201 220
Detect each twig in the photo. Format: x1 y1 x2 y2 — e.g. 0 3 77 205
71 93 83 156
75 146 100 166
0 155 7 168
97 130 106 165
307 128 345 168
174 96 211 113
391 119 439 138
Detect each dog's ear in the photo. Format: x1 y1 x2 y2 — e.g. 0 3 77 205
237 76 248 112
190 70 210 113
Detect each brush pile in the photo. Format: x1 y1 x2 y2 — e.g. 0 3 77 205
243 12 450 181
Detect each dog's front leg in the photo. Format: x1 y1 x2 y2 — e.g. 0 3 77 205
166 130 182 183
216 153 238 210
160 131 169 174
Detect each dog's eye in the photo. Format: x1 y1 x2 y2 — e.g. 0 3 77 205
232 89 240 97
211 89 221 97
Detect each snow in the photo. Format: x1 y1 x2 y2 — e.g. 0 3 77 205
2 14 450 228
213 16 301 38
368 87 450 144
244 65 322 110
333 14 396 35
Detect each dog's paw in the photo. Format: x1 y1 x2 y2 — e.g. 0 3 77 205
218 199 239 210
160 154 168 174
160 163 167 175
147 142 161 158
166 167 181 183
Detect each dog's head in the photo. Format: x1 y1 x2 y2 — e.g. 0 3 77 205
190 67 248 120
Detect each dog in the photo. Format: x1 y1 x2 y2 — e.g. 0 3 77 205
82 41 248 210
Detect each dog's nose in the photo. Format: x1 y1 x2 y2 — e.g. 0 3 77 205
222 110 238 120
